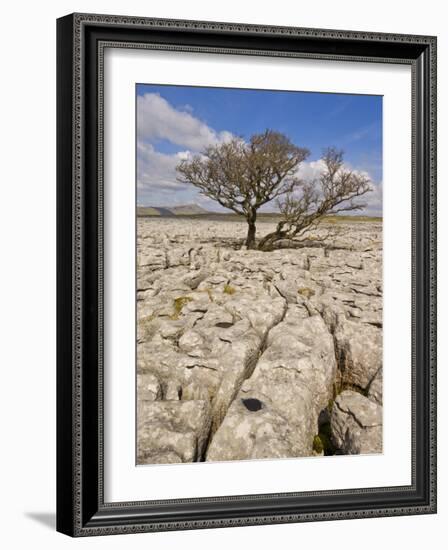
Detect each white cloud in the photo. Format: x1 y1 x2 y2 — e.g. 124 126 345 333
137 142 192 192
296 159 327 182
296 159 382 216
137 93 232 151
136 94 234 205
363 181 382 216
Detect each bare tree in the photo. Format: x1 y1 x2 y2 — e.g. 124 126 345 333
258 147 372 251
176 130 309 248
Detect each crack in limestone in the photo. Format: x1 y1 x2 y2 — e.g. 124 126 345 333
350 286 381 297
316 305 381 399
202 298 288 458
246 298 289 379
272 365 302 374
364 364 382 395
333 399 382 429
185 364 218 371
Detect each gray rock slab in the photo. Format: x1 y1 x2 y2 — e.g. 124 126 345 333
138 400 211 464
331 390 382 454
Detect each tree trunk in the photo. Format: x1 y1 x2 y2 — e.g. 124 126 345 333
258 229 287 251
245 213 257 249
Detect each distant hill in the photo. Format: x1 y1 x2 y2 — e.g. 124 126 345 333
137 204 210 217
170 204 209 215
137 204 382 223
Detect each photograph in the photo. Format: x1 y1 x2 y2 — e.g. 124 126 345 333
136 84 384 465
54 9 436 538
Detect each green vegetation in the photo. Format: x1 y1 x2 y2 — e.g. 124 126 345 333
324 215 382 223
313 422 336 456
319 422 336 455
223 284 236 295
297 287 315 299
170 296 193 320
312 435 324 454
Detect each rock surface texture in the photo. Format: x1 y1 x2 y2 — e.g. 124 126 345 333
136 218 383 463
330 391 383 454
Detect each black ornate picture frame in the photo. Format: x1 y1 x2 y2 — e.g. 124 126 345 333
56 13 437 537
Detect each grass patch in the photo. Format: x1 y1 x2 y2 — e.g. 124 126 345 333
297 287 315 299
137 211 382 223
223 284 236 295
319 422 336 455
314 422 336 456
313 435 324 454
170 296 193 320
324 215 382 223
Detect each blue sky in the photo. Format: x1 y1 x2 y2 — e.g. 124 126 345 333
136 84 382 215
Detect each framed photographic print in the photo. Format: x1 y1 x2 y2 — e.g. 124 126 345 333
56 13 437 536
